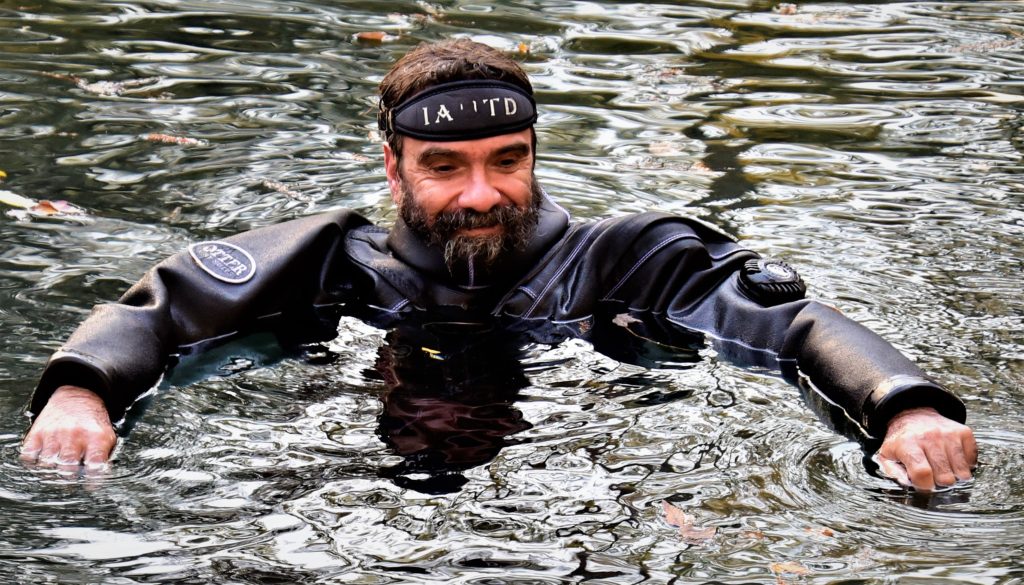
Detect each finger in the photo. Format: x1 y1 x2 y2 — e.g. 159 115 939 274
84 436 116 468
946 439 973 481
37 435 62 464
962 428 979 469
57 437 88 466
897 443 935 492
922 441 956 487
19 430 43 462
875 454 911 487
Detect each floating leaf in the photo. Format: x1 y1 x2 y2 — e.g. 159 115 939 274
76 76 163 97
662 501 717 543
260 179 310 202
691 160 714 173
0 170 6 180
32 200 86 216
337 151 372 162
770 561 810 576
354 31 397 42
143 133 207 146
517 41 530 54
41 71 76 81
30 201 62 215
2 190 86 219
774 3 798 14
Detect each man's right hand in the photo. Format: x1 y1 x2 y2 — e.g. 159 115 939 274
20 385 116 467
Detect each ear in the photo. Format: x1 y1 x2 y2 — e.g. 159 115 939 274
383 143 401 205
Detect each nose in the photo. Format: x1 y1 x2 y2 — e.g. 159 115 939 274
457 167 502 213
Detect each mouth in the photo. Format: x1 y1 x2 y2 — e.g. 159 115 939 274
458 224 503 237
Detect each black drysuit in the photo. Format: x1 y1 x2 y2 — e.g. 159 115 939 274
29 194 966 437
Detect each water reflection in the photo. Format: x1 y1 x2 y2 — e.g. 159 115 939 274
373 322 532 494
367 312 705 494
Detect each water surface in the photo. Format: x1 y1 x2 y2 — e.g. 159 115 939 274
1 1 1022 583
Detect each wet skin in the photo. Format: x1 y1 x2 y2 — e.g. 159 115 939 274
384 128 535 235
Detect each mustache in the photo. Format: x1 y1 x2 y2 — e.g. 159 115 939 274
430 205 523 237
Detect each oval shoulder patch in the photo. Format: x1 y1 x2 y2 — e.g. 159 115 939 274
188 241 257 284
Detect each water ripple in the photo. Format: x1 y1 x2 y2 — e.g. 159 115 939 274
1 1 1023 583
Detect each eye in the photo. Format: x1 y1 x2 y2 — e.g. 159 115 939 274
496 156 523 169
430 163 456 174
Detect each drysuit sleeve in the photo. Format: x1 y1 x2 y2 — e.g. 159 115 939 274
29 209 371 421
603 213 966 438
674 278 966 438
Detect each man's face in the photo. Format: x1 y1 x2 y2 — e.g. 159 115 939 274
384 129 541 269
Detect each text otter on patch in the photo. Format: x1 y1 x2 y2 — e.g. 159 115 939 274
187 241 257 284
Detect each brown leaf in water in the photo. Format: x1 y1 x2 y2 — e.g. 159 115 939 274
770 561 810 576
774 3 798 15
75 76 163 97
517 41 530 54
690 160 713 173
41 71 79 83
260 179 310 201
662 501 716 542
1 190 84 216
337 152 372 163
355 31 396 42
419 3 446 20
31 200 85 216
30 201 61 215
143 133 206 146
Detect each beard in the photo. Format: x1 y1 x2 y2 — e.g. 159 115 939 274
398 176 544 272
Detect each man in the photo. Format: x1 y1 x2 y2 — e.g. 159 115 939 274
21 39 976 492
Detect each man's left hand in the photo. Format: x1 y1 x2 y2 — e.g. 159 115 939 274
876 406 977 492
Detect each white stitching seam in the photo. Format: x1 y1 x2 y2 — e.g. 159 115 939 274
524 219 610 317
601 233 699 301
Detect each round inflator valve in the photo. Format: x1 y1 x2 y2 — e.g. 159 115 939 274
738 258 806 306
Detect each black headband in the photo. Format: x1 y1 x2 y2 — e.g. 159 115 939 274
379 80 537 142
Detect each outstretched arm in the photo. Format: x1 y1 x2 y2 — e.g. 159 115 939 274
20 385 115 466
598 216 976 492
24 209 372 466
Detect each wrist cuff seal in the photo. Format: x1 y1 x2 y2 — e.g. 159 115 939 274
862 376 967 438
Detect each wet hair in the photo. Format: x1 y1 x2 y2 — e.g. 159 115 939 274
378 38 534 158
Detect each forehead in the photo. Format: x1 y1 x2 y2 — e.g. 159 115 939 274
401 129 533 162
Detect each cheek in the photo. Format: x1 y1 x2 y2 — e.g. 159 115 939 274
406 182 454 217
502 171 535 206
